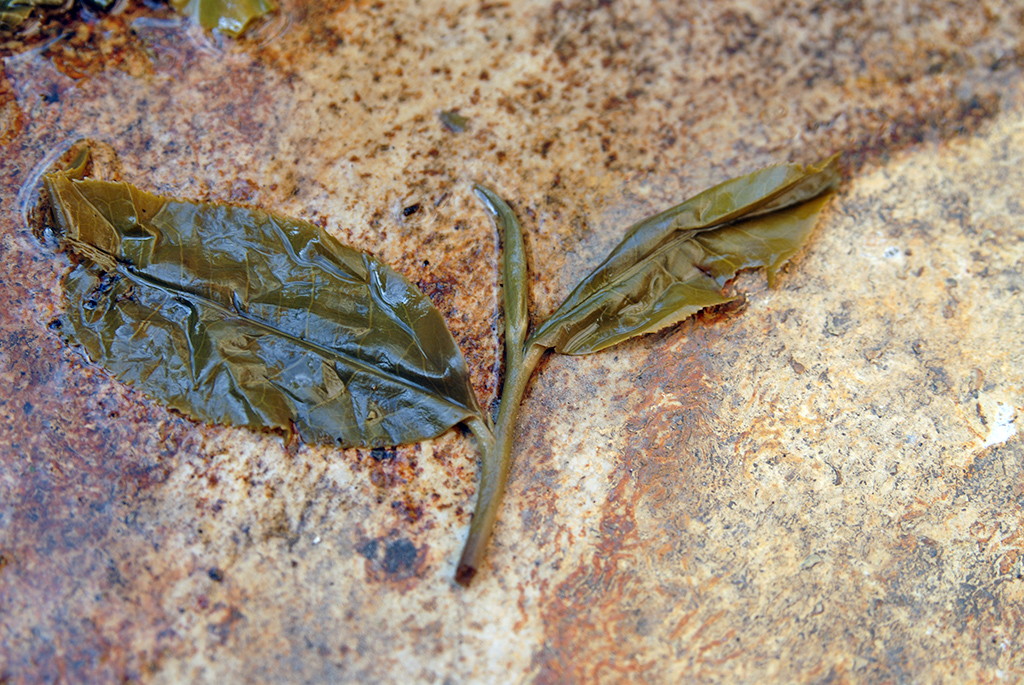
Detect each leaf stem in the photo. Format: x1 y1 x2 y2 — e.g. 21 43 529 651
465 415 496 468
456 185 541 586
456 343 545 586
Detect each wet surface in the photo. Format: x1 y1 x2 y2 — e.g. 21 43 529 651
1 0 1023 681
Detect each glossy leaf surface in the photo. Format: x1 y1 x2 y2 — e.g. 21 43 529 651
46 173 484 447
528 156 840 355
169 0 275 36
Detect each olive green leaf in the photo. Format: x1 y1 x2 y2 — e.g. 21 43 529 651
528 155 841 355
169 0 275 37
45 171 487 448
0 0 62 31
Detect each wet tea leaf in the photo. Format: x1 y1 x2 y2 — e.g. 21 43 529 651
45 172 485 447
169 0 275 36
528 155 840 355
474 185 529 366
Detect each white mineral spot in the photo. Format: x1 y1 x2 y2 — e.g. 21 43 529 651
983 402 1017 448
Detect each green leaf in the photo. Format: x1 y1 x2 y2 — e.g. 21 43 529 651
527 155 841 355
169 0 275 37
45 172 485 448
0 5 32 30
0 0 63 31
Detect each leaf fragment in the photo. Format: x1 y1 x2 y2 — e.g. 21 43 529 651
46 171 485 447
527 155 841 355
439 110 469 133
0 0 63 31
169 0 275 37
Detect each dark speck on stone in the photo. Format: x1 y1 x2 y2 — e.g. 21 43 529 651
370 448 396 462
208 568 224 582
402 203 421 217
356 538 378 560
383 539 417 575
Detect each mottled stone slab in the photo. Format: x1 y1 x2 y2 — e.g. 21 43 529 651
0 1 1022 682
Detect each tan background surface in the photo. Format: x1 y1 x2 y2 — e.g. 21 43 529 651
1 0 1023 682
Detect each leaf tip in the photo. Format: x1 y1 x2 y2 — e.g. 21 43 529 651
471 184 501 218
813 151 843 183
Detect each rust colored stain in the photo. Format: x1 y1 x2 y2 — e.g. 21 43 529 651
529 323 728 683
0 329 203 681
0 70 21 145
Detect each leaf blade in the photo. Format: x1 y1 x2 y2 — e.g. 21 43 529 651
527 155 840 355
473 185 529 367
48 174 484 447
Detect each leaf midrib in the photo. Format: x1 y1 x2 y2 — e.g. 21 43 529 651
111 261 480 420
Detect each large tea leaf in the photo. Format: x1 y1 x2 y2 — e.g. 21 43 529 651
45 173 485 447
169 0 275 36
527 156 840 355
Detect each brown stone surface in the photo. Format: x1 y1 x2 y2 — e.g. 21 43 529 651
1 0 1022 682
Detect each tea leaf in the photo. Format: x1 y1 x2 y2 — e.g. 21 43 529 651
46 172 486 447
528 155 840 355
474 185 529 367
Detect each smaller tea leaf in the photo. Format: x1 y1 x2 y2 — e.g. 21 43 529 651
0 5 32 30
528 155 840 355
46 170 485 448
169 0 275 36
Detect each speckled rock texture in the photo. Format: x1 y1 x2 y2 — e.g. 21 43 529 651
1 1 1022 682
